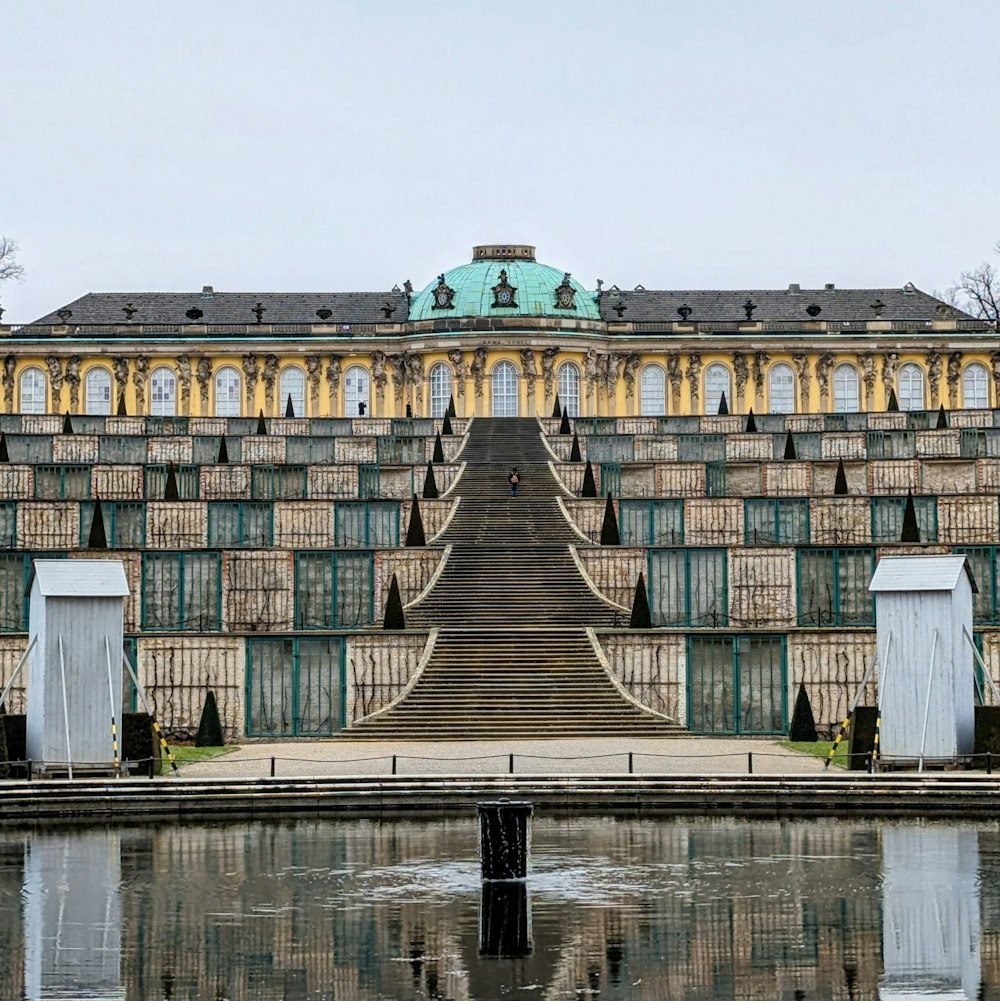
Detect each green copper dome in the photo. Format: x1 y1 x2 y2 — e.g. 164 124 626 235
409 244 600 322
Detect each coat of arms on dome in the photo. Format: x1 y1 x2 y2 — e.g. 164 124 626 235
432 274 455 310
491 269 518 309
554 272 576 310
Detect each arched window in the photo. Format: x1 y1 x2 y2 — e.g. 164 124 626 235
703 364 731 416
344 365 370 416
640 365 665 416
491 361 519 417
428 362 452 417
768 363 795 413
19 367 47 414
84 367 112 415
150 366 176 416
214 366 242 417
279 367 306 418
833 364 860 413
897 363 925 411
558 362 581 417
963 363 990 408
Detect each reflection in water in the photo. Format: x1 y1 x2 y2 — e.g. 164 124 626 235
0 818 995 999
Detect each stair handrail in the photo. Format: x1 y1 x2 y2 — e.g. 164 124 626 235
568 545 630 613
545 459 580 498
586 627 678 723
437 461 467 499
352 628 440 725
403 544 453 610
426 498 462 542
554 496 593 543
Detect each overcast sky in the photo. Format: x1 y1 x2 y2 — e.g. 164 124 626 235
3 1 999 322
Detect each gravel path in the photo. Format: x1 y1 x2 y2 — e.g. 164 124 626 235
172 736 827 780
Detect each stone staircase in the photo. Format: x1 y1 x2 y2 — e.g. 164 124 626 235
350 418 683 739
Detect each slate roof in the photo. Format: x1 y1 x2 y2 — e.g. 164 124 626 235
31 291 411 326
597 285 973 323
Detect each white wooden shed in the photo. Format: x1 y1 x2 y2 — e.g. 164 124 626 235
26 560 130 773
868 554 976 761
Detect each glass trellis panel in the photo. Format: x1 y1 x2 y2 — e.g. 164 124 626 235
344 366 370 417
285 437 335 464
147 416 188 435
295 552 374 629
192 435 242 463
963 363 990 408
768 364 796 413
428 363 452 417
678 435 725 462
833 364 860 413
149 367 177 416
250 464 307 500
0 504 15 547
99 435 147 463
599 463 621 497
377 436 424 464
144 464 200 499
866 430 915 459
870 495 938 543
686 635 734 733
34 464 91 500
80 501 146 548
207 502 274 547
391 419 435 437
744 498 810 544
737 635 787 734
954 547 998 625
141 553 221 631
897 363 925 411
703 364 731 416
648 549 727 627
619 499 684 545
279 367 306 417
19 368 47 414
639 365 665 417
705 461 727 497
214 366 242 417
84 368 113 415
311 418 354 436
491 361 519 417
558 363 581 417
587 436 634 463
246 637 343 738
335 502 400 547
796 548 875 626
574 418 616 435
358 464 380 499
770 432 820 460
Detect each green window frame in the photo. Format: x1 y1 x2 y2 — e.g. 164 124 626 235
34 464 91 500
0 503 15 548
376 436 425 464
294 552 374 629
587 435 635 463
245 636 345 737
251 464 307 500
0 553 67 631
144 464 200 500
141 552 222 631
80 501 146 548
796 547 875 627
870 495 938 543
334 502 400 547
866 430 915 459
207 502 274 547
771 433 821 460
648 548 728 627
619 499 684 546
678 434 725 462
744 498 810 545
357 464 381 499
954 547 999 625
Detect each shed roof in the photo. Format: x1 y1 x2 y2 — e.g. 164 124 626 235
30 559 130 597
868 555 977 594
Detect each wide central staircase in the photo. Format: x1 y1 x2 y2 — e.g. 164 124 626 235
351 418 682 739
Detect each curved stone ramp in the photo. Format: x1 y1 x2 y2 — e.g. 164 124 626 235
353 418 682 739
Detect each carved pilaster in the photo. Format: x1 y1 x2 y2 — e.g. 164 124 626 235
45 357 64 405
685 354 701 408
732 352 748 410
241 354 259 409
262 355 279 411
370 351 388 407
605 353 621 401
133 356 149 412
177 355 192 414
623 353 640 403
471 347 488 400
881 352 898 400
991 351 1000 405
859 352 876 409
792 354 810 411
520 349 537 408
405 353 425 413
540 347 557 406
195 357 212 406
584 349 599 409
325 356 342 413
389 353 406 406
816 352 834 410
64 357 81 412
113 357 130 406
306 356 321 407
667 354 683 409
752 351 769 406
448 349 468 400
925 349 942 406
2 356 14 414
947 352 962 408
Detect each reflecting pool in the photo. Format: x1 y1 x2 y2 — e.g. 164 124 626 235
0 816 996 999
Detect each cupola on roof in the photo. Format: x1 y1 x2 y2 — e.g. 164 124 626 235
408 245 600 322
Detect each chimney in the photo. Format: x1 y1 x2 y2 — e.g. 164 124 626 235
201 285 215 298
787 283 800 294
824 283 835 291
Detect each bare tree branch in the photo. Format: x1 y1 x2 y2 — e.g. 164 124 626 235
948 244 1000 331
0 237 24 285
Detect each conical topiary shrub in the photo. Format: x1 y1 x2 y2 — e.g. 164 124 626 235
383 573 405 630
569 433 582 462
405 493 426 546
0 433 9 463
600 492 620 546
717 391 729 415
442 412 453 435
217 436 230 463
163 462 180 501
62 412 74 434
629 572 652 629
285 394 295 418
559 406 571 435
581 460 597 497
256 409 267 434
834 458 849 495
886 387 899 411
446 394 457 418
900 489 920 542
783 431 797 460
745 408 757 433
936 404 948 429
422 461 439 499
552 394 562 419
194 690 225 747
432 433 444 463
116 394 128 416
789 682 818 742
88 497 108 550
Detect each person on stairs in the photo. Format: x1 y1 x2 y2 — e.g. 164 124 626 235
508 468 520 497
